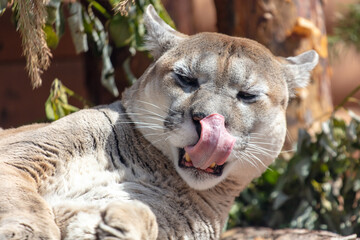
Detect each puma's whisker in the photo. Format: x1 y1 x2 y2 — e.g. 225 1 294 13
134 126 165 131
136 99 179 116
246 146 275 158
125 112 171 125
148 135 170 148
247 144 280 154
135 100 172 114
117 121 165 128
245 151 270 170
235 152 261 170
143 132 168 138
132 107 167 120
286 128 294 144
248 141 278 146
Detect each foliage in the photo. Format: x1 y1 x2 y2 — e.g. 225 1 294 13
330 2 360 51
1 0 173 91
45 79 90 121
0 0 173 119
228 88 360 236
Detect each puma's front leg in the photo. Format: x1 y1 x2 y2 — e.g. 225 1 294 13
97 201 158 240
53 200 158 240
53 204 102 240
0 163 60 240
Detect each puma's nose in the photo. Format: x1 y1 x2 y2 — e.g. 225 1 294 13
191 112 206 139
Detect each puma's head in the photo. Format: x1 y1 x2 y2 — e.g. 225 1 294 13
123 5 318 190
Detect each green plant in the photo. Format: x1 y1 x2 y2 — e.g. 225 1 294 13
0 0 174 120
228 86 360 236
0 0 173 93
45 79 90 121
329 2 360 51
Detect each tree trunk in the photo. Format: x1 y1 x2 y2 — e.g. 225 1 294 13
214 0 333 147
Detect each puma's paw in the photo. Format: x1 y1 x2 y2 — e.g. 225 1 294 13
0 218 60 240
97 201 158 240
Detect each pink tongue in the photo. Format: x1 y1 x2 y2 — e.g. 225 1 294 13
184 114 236 170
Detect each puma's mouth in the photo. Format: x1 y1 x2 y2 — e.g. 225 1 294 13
177 113 235 177
178 148 225 176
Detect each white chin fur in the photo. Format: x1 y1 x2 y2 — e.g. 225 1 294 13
171 148 234 190
169 147 216 190
176 168 227 190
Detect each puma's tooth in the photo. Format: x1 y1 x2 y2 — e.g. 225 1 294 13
209 163 216 169
185 152 191 162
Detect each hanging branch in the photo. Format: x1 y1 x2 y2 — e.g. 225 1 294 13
16 0 52 88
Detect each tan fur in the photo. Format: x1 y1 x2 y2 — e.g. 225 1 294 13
0 5 318 240
0 123 48 139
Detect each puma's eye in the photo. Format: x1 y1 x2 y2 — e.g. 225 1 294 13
173 73 199 89
237 91 257 102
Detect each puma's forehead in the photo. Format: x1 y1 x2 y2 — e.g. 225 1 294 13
161 32 285 92
173 32 276 62
164 32 283 78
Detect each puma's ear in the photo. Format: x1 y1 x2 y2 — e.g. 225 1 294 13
283 50 319 97
143 4 187 59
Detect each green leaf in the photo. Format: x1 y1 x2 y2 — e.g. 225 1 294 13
51 102 59 120
262 168 280 185
86 0 111 19
68 2 88 54
45 79 84 121
346 120 358 141
349 110 360 122
150 0 175 28
46 0 64 39
123 57 137 85
44 24 59 49
93 17 106 52
46 6 58 25
297 129 311 153
294 158 311 181
353 180 360 191
56 101 66 118
101 45 119 97
47 0 61 9
272 191 289 210
45 96 55 121
109 15 132 47
0 0 8 15
108 0 121 6
82 9 93 34
61 103 79 112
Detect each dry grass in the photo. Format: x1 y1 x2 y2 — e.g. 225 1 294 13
114 0 134 16
16 0 52 88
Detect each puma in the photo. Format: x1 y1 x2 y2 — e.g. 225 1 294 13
0 4 318 239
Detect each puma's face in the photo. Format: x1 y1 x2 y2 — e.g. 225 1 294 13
123 5 318 190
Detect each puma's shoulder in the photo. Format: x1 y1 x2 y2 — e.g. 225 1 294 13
0 123 49 139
